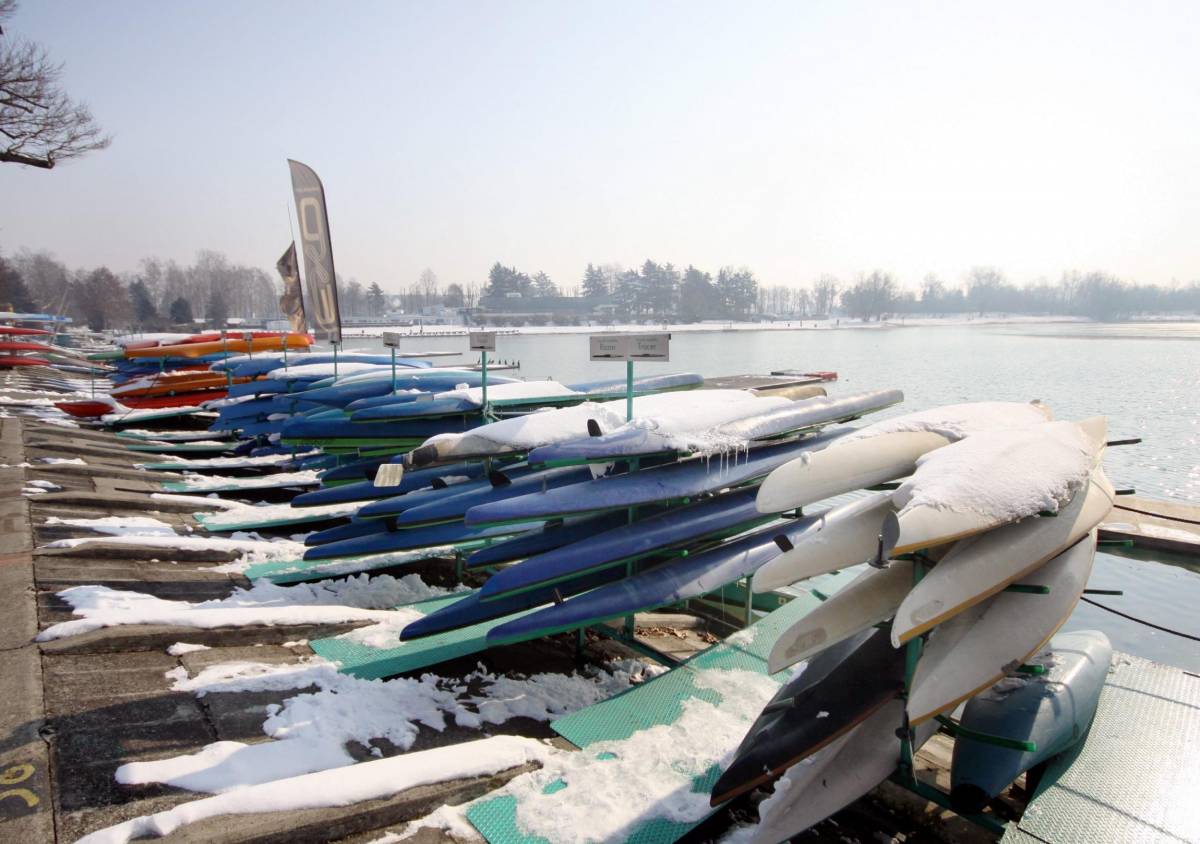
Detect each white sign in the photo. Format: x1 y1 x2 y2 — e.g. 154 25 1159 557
381 332 402 348
373 463 405 488
469 331 496 352
589 333 670 362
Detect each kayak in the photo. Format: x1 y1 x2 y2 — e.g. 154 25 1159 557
124 333 313 359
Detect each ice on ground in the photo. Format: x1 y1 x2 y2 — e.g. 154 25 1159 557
36 572 452 641
842 400 1052 443
893 420 1095 522
43 515 178 537
500 668 781 843
26 479 62 490
81 736 550 844
167 642 211 656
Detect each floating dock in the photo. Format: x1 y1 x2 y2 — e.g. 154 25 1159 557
2 403 1200 843
1101 496 1200 556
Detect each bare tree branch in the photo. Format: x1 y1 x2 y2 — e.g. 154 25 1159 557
0 1 110 169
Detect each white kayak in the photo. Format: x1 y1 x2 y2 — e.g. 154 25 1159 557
891 417 1107 555
891 469 1113 646
755 430 950 514
407 389 790 466
767 559 913 674
749 700 937 844
906 530 1098 724
752 493 897 596
836 399 1053 444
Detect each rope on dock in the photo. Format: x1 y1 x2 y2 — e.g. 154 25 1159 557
1113 502 1200 527
1080 597 1200 643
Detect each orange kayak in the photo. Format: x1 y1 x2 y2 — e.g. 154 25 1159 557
112 372 252 399
124 333 313 360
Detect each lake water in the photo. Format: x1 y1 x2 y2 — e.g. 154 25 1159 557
358 321 1200 670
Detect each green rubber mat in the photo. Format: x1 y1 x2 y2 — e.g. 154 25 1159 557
309 591 539 680
123 442 235 454
1002 651 1200 844
467 590 827 844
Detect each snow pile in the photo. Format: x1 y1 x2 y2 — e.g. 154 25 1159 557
499 668 780 842
26 479 62 490
267 361 387 380
170 471 321 491
137 450 318 470
80 736 551 844
893 421 1096 522
423 389 780 458
35 572 452 641
43 515 178 537
437 379 579 405
842 400 1052 444
198 499 360 529
39 456 86 465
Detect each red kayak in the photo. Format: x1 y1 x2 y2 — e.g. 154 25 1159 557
0 341 53 353
121 389 228 409
0 355 50 367
0 326 52 337
55 399 120 418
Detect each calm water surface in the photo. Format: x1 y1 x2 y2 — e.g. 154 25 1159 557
365 322 1200 669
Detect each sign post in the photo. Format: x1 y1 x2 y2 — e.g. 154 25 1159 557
382 332 401 391
589 333 670 421
469 331 497 418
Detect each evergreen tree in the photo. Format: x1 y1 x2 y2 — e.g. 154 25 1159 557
366 282 386 312
531 271 558 297
0 254 37 311
168 297 193 324
678 265 716 322
581 263 607 298
129 278 158 326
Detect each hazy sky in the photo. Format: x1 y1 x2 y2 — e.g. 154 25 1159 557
2 1 1198 292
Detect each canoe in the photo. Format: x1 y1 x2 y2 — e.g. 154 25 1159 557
361 465 597 528
751 493 896 592
300 518 544 561
710 626 906 806
892 472 1113 646
0 326 52 336
290 462 490 508
0 355 50 367
906 530 1098 724
476 488 768 602
464 433 846 527
0 341 53 353
526 389 903 466
950 629 1112 813
124 333 313 359
120 390 228 409
485 515 825 646
890 417 1107 555
747 700 938 843
767 559 914 674
756 430 950 514
463 511 634 568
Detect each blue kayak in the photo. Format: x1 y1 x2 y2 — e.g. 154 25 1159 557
297 372 520 408
526 389 903 465
465 510 634 568
292 461 490 508
399 566 627 641
486 514 821 645
464 431 847 526
362 465 597 528
301 517 545 561
476 487 768 602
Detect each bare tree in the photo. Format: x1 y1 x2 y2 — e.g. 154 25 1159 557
1 0 110 169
